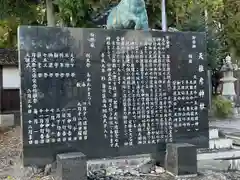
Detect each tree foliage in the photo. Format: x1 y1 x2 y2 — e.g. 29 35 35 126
145 0 162 28
165 0 224 70
0 0 46 48
219 0 240 61
56 0 96 27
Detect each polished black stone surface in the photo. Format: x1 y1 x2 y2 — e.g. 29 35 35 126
18 26 209 167
165 143 197 176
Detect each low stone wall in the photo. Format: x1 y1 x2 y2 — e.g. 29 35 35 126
0 111 20 127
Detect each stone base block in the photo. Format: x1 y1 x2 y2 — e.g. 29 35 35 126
209 138 233 149
209 128 219 139
56 152 87 180
165 143 197 176
0 114 14 127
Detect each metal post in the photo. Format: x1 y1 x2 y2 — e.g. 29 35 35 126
207 70 212 110
46 0 56 27
161 0 167 31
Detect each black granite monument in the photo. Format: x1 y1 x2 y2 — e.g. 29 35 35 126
18 26 209 167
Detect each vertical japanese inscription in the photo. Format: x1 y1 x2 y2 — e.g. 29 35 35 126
172 34 207 133
101 36 120 148
100 34 175 147
23 51 91 145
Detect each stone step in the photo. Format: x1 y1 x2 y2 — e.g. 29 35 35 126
198 149 240 160
224 133 240 146
209 138 233 149
198 159 240 171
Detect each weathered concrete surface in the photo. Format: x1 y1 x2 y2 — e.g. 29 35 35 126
210 118 240 147
198 149 240 160
210 118 240 133
3 156 240 180
86 156 240 180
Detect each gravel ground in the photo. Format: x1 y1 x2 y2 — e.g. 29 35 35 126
1 127 240 180
0 127 22 179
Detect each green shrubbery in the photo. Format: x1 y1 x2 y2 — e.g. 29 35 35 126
211 95 233 118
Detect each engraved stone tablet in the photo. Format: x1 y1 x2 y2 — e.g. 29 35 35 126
18 26 209 166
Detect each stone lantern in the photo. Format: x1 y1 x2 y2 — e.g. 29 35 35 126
220 55 237 101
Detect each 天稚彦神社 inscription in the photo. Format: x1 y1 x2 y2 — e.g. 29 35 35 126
18 26 209 166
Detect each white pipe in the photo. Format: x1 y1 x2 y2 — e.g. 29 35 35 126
161 0 167 31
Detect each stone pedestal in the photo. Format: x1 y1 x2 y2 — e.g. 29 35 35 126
56 152 87 180
221 75 237 100
165 143 197 177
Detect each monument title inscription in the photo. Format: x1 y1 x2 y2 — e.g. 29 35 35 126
18 26 209 166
